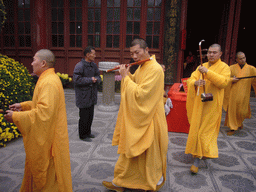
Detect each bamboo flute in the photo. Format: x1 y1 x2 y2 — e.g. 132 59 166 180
106 58 151 72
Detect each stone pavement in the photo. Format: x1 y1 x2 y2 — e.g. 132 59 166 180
0 88 256 192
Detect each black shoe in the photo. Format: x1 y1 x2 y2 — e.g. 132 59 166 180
81 137 92 142
88 134 95 138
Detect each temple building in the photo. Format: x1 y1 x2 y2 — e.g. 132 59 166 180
0 0 251 84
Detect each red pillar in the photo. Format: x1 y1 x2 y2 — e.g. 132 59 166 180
34 0 47 51
223 0 236 64
229 0 242 64
176 0 188 82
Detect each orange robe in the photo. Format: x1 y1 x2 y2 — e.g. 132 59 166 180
223 63 256 130
112 55 168 190
185 59 230 158
12 68 73 192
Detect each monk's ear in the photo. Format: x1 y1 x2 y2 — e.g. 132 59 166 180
41 60 47 68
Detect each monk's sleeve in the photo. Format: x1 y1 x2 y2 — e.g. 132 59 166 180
20 101 32 111
223 71 233 111
251 66 256 94
186 69 200 123
118 67 164 158
187 68 200 93
205 65 230 89
12 83 59 139
123 68 162 111
128 72 135 81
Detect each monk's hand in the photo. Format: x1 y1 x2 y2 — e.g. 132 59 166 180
119 64 130 78
194 79 206 87
198 66 208 74
232 76 239 84
9 103 22 111
4 110 14 123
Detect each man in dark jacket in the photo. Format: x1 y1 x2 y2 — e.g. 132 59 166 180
73 46 101 142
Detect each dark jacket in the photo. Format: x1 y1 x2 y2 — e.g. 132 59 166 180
73 59 101 108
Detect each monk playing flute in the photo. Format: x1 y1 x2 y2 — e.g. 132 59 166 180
102 38 168 191
223 52 256 136
4 49 73 191
185 44 230 174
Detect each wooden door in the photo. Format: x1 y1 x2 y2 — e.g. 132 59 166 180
50 0 166 75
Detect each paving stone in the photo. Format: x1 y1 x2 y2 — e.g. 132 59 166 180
217 137 235 152
75 160 115 185
0 173 23 192
91 143 119 161
0 152 26 174
168 167 216 192
167 149 207 168
240 153 256 171
206 152 248 172
212 170 256 192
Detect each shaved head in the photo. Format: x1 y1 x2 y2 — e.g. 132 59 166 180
36 49 55 68
209 44 222 52
130 38 148 50
207 44 222 64
236 51 245 58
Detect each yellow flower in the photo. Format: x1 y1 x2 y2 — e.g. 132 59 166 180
63 74 69 79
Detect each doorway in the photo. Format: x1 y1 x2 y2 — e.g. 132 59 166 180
183 0 225 78
183 0 243 78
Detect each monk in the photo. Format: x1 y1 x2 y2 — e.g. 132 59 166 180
4 49 73 192
185 44 230 174
102 38 168 191
223 52 256 136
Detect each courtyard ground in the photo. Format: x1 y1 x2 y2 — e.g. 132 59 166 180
0 89 256 192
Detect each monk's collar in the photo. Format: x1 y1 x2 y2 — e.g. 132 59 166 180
39 68 55 78
238 63 246 69
141 55 155 67
208 59 221 67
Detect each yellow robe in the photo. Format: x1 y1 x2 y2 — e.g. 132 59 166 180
185 59 230 158
112 55 168 191
223 63 256 130
12 68 73 192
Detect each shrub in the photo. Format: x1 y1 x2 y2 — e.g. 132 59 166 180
56 72 72 87
0 54 34 147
